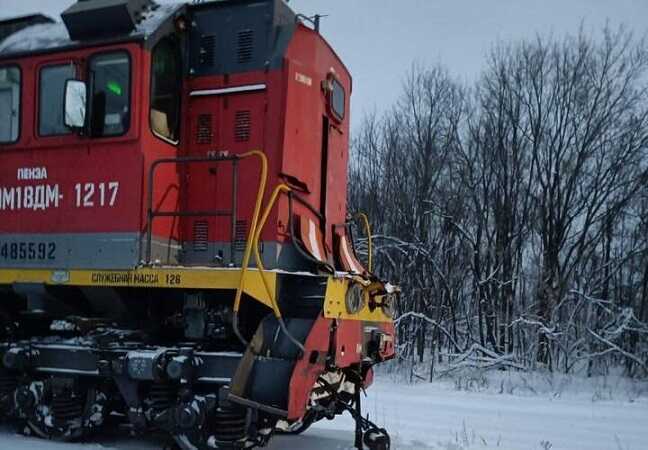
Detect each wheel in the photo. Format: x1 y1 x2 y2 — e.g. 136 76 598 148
363 427 391 450
16 378 106 442
0 368 18 419
171 394 249 450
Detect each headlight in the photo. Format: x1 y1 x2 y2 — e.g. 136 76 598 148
381 294 397 319
345 283 365 314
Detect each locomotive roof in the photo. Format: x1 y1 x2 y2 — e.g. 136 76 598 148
0 3 184 59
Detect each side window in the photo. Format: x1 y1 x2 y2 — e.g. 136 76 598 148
89 52 131 137
0 66 20 144
325 74 345 122
39 64 75 136
330 78 345 121
150 37 181 142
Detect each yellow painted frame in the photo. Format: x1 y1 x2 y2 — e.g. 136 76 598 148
0 267 276 310
323 276 392 323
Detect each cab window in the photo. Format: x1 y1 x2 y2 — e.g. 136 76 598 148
330 78 345 121
0 66 20 144
325 74 345 122
150 37 181 142
89 52 131 137
39 64 75 136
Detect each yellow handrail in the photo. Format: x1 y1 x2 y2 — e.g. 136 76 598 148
251 184 292 318
233 150 268 315
232 167 307 353
354 212 373 273
250 183 305 353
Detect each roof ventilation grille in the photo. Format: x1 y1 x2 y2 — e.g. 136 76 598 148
199 34 216 66
237 29 253 64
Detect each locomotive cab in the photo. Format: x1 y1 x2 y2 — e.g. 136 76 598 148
0 1 397 449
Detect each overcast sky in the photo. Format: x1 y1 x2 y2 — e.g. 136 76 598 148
5 0 648 128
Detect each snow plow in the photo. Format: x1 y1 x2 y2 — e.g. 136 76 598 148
0 1 397 449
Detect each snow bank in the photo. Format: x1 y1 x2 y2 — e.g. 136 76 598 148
379 362 648 402
0 374 647 450
318 377 648 449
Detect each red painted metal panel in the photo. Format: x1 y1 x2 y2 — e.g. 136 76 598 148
281 24 352 251
182 79 269 244
0 22 354 268
334 319 363 367
0 43 145 235
287 316 332 419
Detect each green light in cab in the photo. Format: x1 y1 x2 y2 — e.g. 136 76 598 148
107 81 123 96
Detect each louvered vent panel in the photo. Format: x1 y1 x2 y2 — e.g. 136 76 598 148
237 29 254 64
234 220 248 252
193 220 209 252
234 110 251 142
199 34 216 66
196 114 213 144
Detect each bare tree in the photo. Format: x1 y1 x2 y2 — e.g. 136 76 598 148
349 26 648 379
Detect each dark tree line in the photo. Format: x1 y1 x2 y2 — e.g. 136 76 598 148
349 27 648 379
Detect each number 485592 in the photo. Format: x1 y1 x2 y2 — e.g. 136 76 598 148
0 242 56 260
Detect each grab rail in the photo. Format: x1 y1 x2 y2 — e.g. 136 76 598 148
145 154 244 264
145 151 268 347
247 183 305 354
145 150 306 353
229 151 268 347
354 212 373 273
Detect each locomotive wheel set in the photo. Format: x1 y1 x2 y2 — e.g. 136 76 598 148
0 0 397 449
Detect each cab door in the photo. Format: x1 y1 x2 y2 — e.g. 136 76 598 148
182 85 267 266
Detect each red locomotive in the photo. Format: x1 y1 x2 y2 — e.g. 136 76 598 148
0 1 396 449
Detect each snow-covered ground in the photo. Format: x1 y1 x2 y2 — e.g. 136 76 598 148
0 374 646 450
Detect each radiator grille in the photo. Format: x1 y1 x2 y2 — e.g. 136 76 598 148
234 220 248 252
193 220 209 252
234 110 251 142
196 114 213 145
